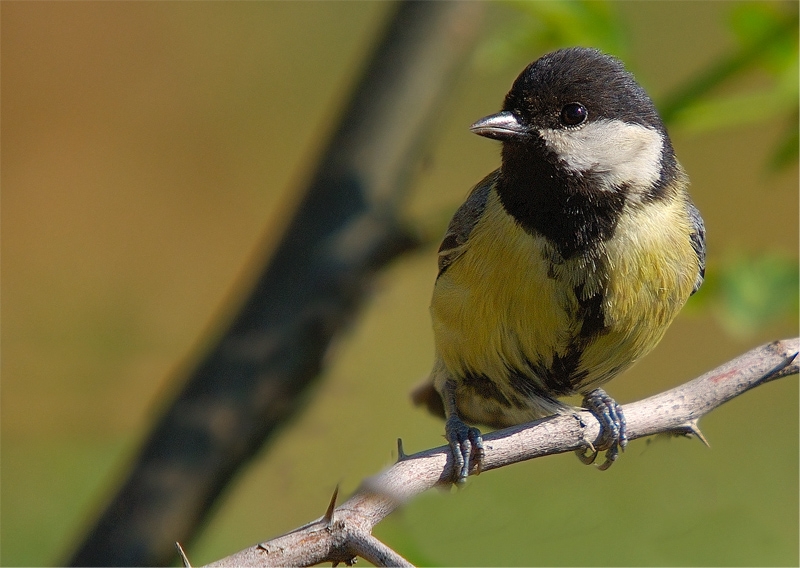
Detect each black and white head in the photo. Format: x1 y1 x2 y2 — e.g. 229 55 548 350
471 47 680 201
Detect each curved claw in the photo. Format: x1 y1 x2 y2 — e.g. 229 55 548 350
596 443 619 471
575 442 598 465
581 388 627 470
445 415 484 483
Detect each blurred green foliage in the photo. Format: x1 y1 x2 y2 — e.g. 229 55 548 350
661 1 798 336
476 1 629 66
662 1 798 172
702 252 800 337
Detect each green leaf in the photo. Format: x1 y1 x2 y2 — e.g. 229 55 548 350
667 78 797 133
729 2 799 73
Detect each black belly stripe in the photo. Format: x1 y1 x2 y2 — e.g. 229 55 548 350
542 349 588 395
507 365 562 405
574 283 607 339
519 349 585 397
462 371 512 407
505 281 609 399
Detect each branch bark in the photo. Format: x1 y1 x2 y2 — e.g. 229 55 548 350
199 337 799 567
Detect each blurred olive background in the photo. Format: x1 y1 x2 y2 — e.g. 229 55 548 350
2 2 797 566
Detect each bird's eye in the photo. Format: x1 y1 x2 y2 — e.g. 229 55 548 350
560 103 587 126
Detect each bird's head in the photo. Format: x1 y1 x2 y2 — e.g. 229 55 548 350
471 47 678 197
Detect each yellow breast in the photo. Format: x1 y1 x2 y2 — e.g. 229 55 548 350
430 187 698 424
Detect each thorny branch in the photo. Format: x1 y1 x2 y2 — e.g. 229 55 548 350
194 338 798 568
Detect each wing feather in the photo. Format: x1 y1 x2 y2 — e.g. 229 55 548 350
437 170 499 276
687 199 706 295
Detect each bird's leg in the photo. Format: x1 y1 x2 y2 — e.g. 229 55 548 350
578 388 627 470
442 379 484 483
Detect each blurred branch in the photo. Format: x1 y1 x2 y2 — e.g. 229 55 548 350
199 338 798 567
66 2 485 566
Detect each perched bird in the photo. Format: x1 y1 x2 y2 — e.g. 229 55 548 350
413 47 705 482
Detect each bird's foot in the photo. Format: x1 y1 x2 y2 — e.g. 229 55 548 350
445 414 484 483
576 388 627 470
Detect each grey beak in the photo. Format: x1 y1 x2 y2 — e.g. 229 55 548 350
470 111 527 141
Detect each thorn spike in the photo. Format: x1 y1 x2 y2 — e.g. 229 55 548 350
688 420 711 448
175 542 192 568
397 438 407 461
324 484 340 525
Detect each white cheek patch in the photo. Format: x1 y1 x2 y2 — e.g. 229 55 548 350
539 119 664 191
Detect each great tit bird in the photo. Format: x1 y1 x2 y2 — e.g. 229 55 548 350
413 47 705 482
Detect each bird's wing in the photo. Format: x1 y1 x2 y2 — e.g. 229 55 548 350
687 199 706 295
437 170 499 276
